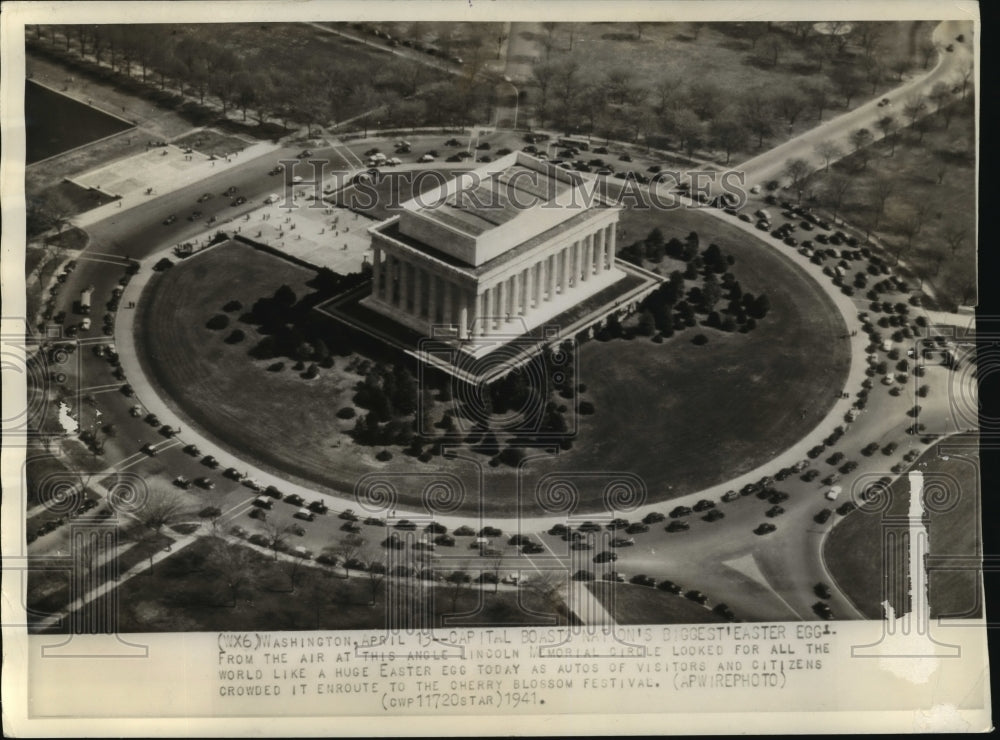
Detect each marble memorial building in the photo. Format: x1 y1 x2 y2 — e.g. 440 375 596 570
363 152 626 356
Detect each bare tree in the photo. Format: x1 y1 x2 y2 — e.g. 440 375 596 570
919 40 940 69
814 140 843 171
445 570 471 612
803 82 832 121
888 56 912 81
653 75 684 116
757 33 785 67
822 172 853 225
774 89 807 127
902 94 928 127
530 60 557 122
522 570 568 613
130 486 187 571
360 545 387 605
258 516 296 561
944 226 968 256
712 116 749 164
831 66 864 109
928 82 954 128
210 537 256 607
870 176 895 230
850 127 874 169
487 551 505 595
783 158 813 202
875 115 899 155
335 533 366 577
956 63 973 100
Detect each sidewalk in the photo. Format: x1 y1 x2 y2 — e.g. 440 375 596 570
72 139 282 230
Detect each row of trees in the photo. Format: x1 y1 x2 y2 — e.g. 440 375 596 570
29 24 484 135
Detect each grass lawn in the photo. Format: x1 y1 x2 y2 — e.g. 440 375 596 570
587 582 728 624
171 129 252 158
823 433 981 620
50 537 572 632
138 203 849 515
801 95 976 310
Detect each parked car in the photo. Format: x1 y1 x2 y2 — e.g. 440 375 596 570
630 574 656 588
754 523 777 535
657 579 683 594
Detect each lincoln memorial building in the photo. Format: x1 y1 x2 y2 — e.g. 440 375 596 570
362 152 627 356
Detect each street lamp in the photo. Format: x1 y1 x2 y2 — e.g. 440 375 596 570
503 75 519 131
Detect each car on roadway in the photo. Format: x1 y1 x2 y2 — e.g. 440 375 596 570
670 505 692 518
162 215 177 225
814 582 832 599
173 476 191 489
194 477 215 490
268 166 283 176
231 196 247 206
657 579 683 594
666 520 690 533
825 486 843 501
765 505 785 518
703 509 725 522
593 551 618 563
754 523 777 535
140 442 157 456
130 404 143 417
813 602 834 619
611 537 635 548
197 193 213 202
685 590 708 605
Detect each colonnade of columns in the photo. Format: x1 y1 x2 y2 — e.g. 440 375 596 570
372 222 617 339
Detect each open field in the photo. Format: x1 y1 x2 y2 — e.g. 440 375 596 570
50 536 572 633
801 95 976 310
823 433 980 619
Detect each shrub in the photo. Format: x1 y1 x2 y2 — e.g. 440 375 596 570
579 401 596 415
376 449 393 462
224 329 245 344
337 407 356 419
206 314 229 330
223 300 243 312
267 361 285 372
692 334 709 345
153 258 174 271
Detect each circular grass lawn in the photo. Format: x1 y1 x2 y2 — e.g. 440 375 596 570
136 205 850 517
